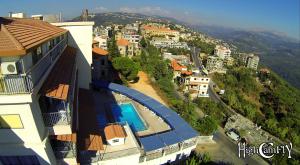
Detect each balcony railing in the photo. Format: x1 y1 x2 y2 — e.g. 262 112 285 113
0 39 67 95
52 141 76 159
43 110 70 126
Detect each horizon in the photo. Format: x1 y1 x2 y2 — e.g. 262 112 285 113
0 0 299 40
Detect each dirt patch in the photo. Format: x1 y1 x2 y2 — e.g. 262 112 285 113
128 71 168 106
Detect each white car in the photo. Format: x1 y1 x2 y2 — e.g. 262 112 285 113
226 130 240 141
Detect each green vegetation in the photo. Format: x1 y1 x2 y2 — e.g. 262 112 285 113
185 152 213 165
112 57 139 81
187 38 215 54
166 47 191 55
195 116 218 135
213 66 300 147
107 37 120 58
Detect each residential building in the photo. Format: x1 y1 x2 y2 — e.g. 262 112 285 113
184 76 210 98
94 36 108 50
214 45 231 60
31 14 43 20
141 25 180 41
123 34 140 45
92 47 110 81
245 54 259 70
117 39 130 57
150 37 189 49
0 17 93 165
115 31 123 41
9 12 26 18
171 60 192 79
206 56 226 74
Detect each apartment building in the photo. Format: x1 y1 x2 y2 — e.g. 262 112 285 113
116 38 130 57
94 36 108 50
184 76 210 98
92 47 110 81
214 45 231 60
245 54 260 70
150 37 189 49
0 17 93 164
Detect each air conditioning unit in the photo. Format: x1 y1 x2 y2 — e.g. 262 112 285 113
1 62 18 75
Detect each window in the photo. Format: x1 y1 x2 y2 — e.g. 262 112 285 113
32 46 43 65
0 114 23 129
112 139 119 143
101 59 105 65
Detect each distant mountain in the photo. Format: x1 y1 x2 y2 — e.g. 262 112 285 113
72 12 300 89
192 25 300 88
71 12 175 26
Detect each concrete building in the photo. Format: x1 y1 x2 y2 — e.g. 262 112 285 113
117 39 130 57
206 56 226 74
214 45 231 60
92 47 110 81
171 60 192 79
150 37 189 49
184 76 210 98
245 54 260 70
9 12 26 18
141 25 180 41
94 36 108 50
0 17 90 165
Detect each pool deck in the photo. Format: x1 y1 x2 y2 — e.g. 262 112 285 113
92 90 170 137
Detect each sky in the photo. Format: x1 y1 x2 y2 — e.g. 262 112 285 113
1 0 299 39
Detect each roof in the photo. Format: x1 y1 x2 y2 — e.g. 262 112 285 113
171 60 188 72
143 25 178 33
117 38 129 46
52 133 77 142
104 124 127 140
39 46 77 101
85 135 104 151
78 89 104 151
0 17 67 56
92 40 99 44
93 47 108 56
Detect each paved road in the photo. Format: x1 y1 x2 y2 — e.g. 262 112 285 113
198 129 269 165
190 46 202 69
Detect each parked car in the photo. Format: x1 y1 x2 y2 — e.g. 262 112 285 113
226 129 240 141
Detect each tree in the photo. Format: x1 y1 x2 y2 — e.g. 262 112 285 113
108 37 120 58
196 116 218 135
140 37 147 48
112 57 139 81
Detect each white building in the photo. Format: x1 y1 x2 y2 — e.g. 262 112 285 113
184 76 210 98
150 37 189 49
214 45 231 60
9 12 26 18
246 54 260 70
94 36 108 50
206 56 226 74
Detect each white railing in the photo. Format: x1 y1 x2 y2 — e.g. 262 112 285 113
0 39 66 95
0 75 33 94
42 110 70 126
54 142 76 159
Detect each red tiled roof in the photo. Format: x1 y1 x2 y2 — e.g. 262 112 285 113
171 60 186 71
117 38 129 46
0 17 67 56
39 46 77 101
52 133 77 142
104 124 127 140
93 47 108 56
181 70 193 75
85 135 104 151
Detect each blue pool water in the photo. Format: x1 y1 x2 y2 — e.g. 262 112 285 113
111 103 147 132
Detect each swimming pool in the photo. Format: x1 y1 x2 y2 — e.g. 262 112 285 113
111 103 147 132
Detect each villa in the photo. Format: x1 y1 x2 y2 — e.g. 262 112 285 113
0 17 199 165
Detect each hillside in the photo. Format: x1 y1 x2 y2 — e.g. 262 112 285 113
193 25 300 89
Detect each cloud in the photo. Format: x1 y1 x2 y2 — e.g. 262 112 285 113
93 6 108 12
119 6 170 15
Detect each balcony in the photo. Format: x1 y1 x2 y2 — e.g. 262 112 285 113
42 100 71 127
0 39 67 95
50 138 77 164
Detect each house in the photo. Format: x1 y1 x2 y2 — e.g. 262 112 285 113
117 38 130 57
214 45 231 60
104 124 127 146
171 60 192 79
92 47 109 81
184 76 210 98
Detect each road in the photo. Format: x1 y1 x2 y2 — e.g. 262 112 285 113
190 46 202 69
